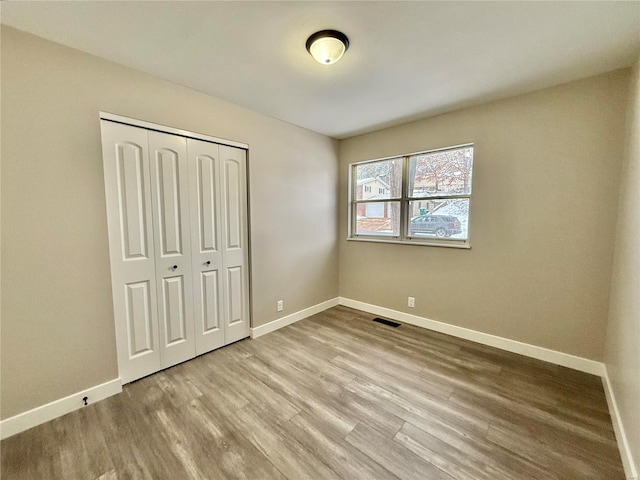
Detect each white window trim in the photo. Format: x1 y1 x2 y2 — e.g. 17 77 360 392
348 143 473 249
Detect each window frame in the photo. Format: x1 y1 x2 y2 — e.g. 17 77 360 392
348 143 473 249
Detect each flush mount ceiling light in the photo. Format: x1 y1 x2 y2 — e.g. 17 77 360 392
306 30 350 65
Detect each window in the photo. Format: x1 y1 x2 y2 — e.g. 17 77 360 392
349 144 473 247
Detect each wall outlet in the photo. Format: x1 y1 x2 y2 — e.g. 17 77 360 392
277 300 284 312
408 296 415 308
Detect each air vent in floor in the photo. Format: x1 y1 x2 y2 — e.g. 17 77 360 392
373 317 401 328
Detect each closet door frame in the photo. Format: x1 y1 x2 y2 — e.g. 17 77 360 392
100 112 251 383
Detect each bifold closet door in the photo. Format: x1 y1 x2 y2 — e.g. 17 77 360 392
187 139 225 354
188 140 250 352
219 145 250 344
101 122 161 383
102 119 250 384
148 131 195 369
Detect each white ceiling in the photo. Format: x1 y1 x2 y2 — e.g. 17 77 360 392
2 1 639 139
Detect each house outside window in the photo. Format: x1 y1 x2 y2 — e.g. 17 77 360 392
349 144 473 247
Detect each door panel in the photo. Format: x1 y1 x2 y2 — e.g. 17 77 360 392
117 143 148 259
201 271 221 333
148 131 195 369
155 148 183 256
197 154 218 252
226 266 244 326
101 121 160 383
220 146 250 344
224 160 242 249
125 281 154 356
162 275 187 345
188 139 225 354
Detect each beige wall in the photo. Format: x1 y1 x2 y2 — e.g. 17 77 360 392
339 70 629 361
604 56 640 475
0 27 339 419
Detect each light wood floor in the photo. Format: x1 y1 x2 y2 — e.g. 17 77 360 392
1 306 624 479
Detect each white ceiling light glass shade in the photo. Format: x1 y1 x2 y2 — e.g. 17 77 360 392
306 30 350 65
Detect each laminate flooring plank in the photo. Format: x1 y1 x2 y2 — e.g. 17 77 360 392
286 411 400 480
241 335 404 437
340 376 565 480
190 395 287 479
0 421 57 480
155 366 205 407
343 377 490 441
269 325 342 364
293 317 390 359
486 421 625 479
180 356 251 416
398 410 556 480
418 361 570 415
95 470 118 480
230 403 342 480
202 338 254 364
152 398 286 480
214 359 301 421
331 353 455 403
449 387 620 449
242 330 339 378
487 408 622 465
552 398 617 431
311 314 437 373
323 306 468 353
345 421 455 480
235 355 359 437
316 309 458 360
60 406 115 480
394 421 498 480
92 390 192 480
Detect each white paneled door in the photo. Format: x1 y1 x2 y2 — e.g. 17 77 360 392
101 119 250 384
220 145 250 344
102 122 161 383
148 131 195 369
187 138 225 355
188 140 250 353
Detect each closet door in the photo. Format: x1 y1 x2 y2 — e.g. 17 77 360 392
220 146 250 343
101 121 161 383
187 139 225 355
148 131 195 369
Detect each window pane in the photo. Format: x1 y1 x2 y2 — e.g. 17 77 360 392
354 202 400 236
354 158 402 200
408 198 470 240
408 147 473 198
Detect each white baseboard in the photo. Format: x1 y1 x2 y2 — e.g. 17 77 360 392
251 297 340 339
338 297 604 376
0 378 122 440
602 368 638 480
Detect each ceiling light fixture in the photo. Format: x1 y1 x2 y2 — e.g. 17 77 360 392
306 30 349 65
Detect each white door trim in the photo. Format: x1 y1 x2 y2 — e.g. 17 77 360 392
99 112 249 150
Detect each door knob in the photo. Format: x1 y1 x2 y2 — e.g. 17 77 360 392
172 265 178 270
205 261 211 266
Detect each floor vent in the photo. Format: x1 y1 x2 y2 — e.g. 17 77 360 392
373 317 401 328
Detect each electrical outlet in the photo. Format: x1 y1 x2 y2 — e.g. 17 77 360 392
408 296 415 308
277 300 284 312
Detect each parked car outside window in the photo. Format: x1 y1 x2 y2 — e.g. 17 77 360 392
409 215 462 238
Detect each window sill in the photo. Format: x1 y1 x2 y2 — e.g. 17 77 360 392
346 237 471 249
